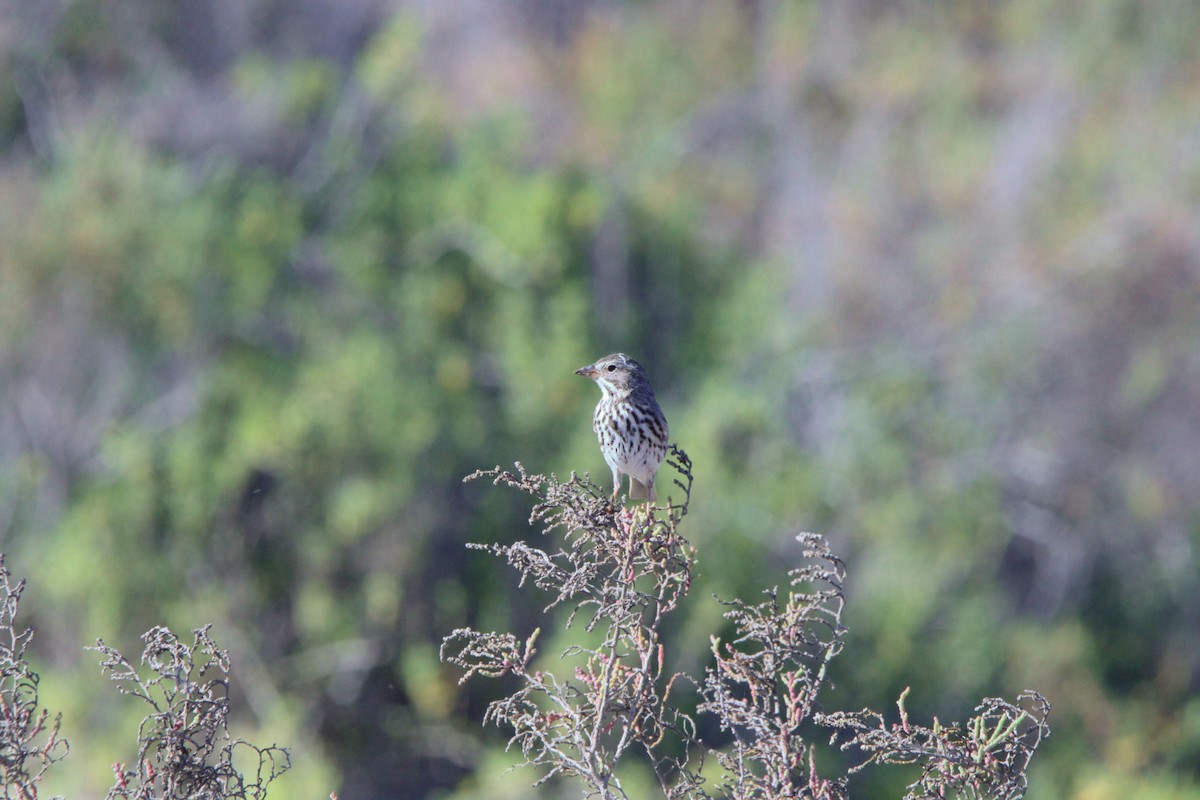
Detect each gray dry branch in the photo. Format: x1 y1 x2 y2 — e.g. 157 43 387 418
443 448 1051 800
443 446 703 800
0 555 68 800
91 625 290 800
699 533 849 800
819 689 1051 800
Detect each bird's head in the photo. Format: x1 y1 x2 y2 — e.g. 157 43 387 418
575 353 649 395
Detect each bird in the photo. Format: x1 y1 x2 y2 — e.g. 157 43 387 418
575 353 669 503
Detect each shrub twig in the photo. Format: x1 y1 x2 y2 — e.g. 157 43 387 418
92 625 290 800
699 532 849 799
819 689 1051 800
0 555 68 800
444 446 704 799
443 448 1051 799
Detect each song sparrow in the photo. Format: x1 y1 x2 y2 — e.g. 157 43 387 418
575 353 669 502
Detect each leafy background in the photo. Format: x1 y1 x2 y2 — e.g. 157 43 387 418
3 1 1200 798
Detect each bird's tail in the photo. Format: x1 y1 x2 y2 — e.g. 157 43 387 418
630 478 656 502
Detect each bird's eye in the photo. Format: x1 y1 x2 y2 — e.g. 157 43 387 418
606 364 616 372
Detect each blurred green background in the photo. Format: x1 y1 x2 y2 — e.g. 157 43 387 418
3 1 1200 798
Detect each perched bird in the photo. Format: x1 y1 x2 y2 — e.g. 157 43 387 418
575 353 669 502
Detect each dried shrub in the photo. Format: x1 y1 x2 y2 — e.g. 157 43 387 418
443 447 703 799
443 448 1051 799
92 626 290 800
699 533 849 799
820 689 1051 800
0 555 68 800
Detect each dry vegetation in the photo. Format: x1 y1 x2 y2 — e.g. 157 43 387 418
443 453 1050 799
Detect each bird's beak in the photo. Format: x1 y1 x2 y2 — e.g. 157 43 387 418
575 364 598 378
